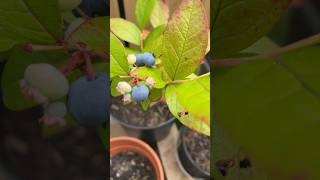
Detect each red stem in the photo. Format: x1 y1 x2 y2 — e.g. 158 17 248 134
83 53 95 81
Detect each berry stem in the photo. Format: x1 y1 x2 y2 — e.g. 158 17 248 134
23 44 65 52
213 32 320 67
169 72 210 84
83 53 95 81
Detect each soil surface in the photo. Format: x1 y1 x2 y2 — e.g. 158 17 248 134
110 151 155 180
111 97 172 127
0 106 107 180
183 128 210 173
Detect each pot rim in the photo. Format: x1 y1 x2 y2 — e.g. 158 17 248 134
111 114 176 130
178 126 211 177
110 136 165 180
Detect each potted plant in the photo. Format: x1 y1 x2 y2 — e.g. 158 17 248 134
110 136 164 180
110 0 210 141
0 0 108 178
177 126 210 179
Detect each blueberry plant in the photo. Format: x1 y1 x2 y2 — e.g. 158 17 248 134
0 1 108 148
110 0 210 136
212 0 320 179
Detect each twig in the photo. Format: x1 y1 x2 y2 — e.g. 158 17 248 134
169 72 210 84
213 33 320 67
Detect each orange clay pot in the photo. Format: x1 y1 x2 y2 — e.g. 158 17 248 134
110 136 164 180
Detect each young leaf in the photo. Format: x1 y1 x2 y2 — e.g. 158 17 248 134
144 25 165 52
150 0 169 27
1 48 69 111
110 33 129 78
140 98 151 111
131 67 166 88
214 47 320 179
166 75 210 136
162 0 209 80
212 0 289 58
110 18 141 46
0 0 62 51
67 17 108 54
135 0 157 30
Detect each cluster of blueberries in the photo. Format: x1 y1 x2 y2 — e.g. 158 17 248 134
127 52 156 67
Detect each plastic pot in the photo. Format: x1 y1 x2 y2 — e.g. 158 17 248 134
177 126 211 179
110 136 164 180
112 115 176 142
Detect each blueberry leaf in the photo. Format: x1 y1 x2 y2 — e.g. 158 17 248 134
0 0 62 52
165 75 210 136
161 0 209 80
135 0 157 30
110 18 141 46
150 0 169 27
214 46 320 179
213 123 270 179
110 33 129 78
67 17 108 54
212 0 289 58
144 24 165 53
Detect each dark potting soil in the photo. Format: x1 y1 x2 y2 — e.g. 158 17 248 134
0 106 107 180
110 151 155 180
111 97 172 127
183 128 210 173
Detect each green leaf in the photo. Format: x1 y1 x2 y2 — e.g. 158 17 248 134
213 123 270 179
140 98 151 111
212 0 289 58
149 88 163 101
162 0 209 80
135 0 157 29
243 37 278 54
0 0 62 51
1 48 69 111
110 33 129 78
144 25 165 52
131 67 165 88
110 18 141 46
125 47 140 55
150 0 169 27
67 17 108 53
214 47 320 179
166 75 210 136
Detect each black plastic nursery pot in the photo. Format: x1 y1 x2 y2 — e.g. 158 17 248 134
177 126 210 179
113 115 176 142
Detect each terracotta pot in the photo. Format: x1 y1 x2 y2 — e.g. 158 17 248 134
110 136 165 180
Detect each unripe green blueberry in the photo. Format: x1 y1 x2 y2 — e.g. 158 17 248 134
116 81 132 95
127 54 136 65
45 101 67 118
24 64 69 100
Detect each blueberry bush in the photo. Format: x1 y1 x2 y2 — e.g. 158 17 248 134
213 0 320 179
0 1 108 148
110 0 210 136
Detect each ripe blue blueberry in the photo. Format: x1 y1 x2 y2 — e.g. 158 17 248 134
142 52 155 67
135 54 145 67
131 85 149 101
68 73 109 125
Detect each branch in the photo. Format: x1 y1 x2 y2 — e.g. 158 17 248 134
213 33 320 67
169 72 210 84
